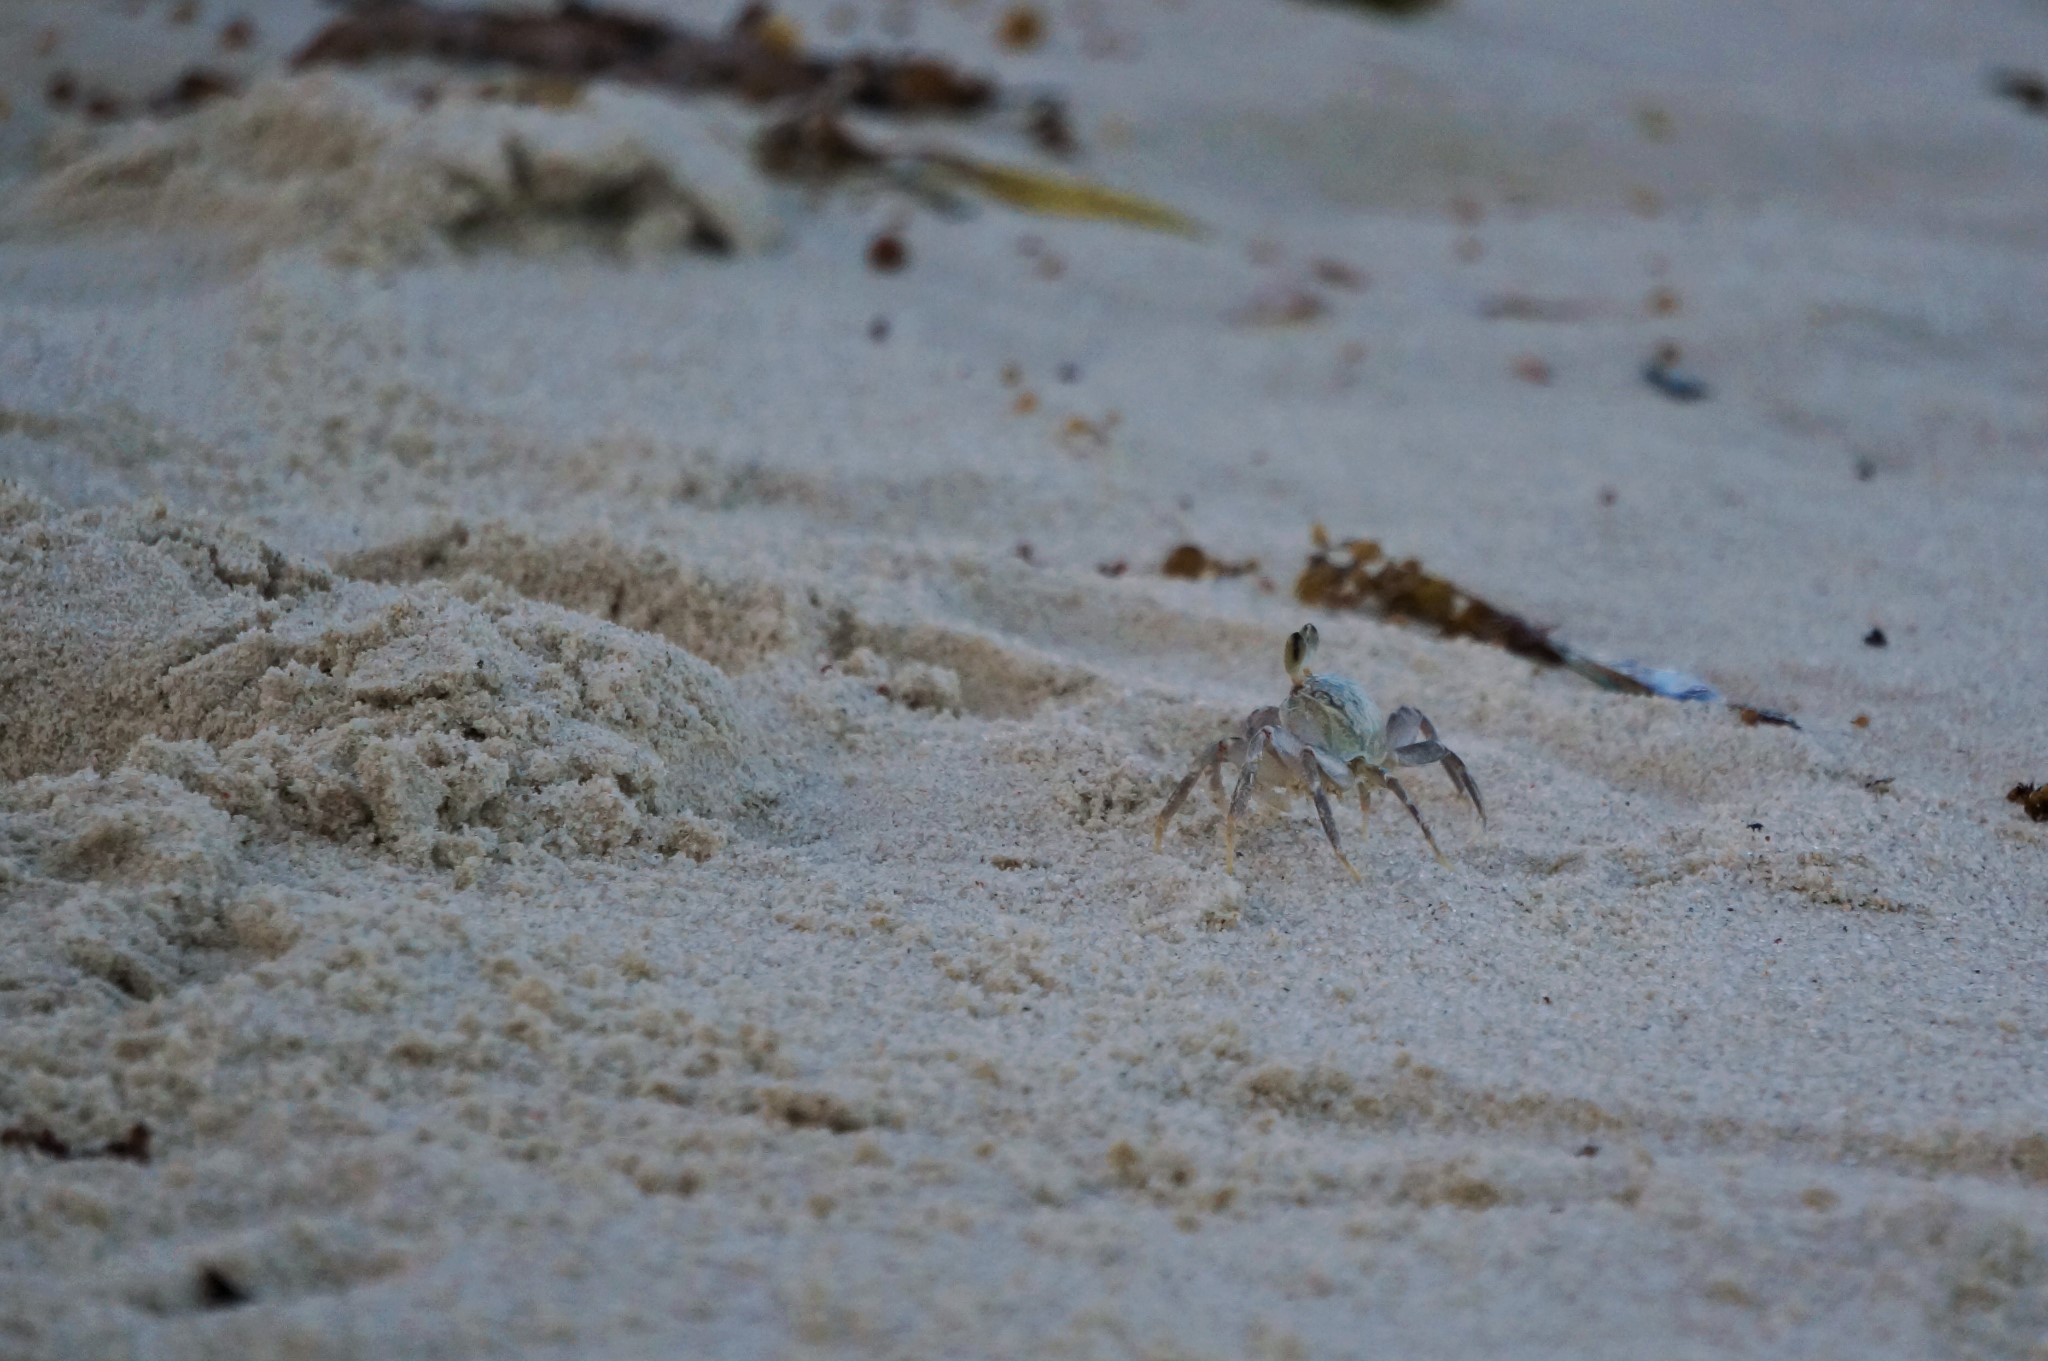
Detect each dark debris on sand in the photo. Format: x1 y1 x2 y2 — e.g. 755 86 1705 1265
2 1121 153 1165
294 1 994 114
1297 527 1797 727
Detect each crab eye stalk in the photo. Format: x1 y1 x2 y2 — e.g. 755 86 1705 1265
1284 623 1319 686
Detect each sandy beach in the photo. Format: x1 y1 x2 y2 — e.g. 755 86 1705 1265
4 0 2048 1356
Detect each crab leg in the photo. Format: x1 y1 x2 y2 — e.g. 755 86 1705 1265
1392 740 1486 825
1438 750 1485 824
1384 772 1451 868
1391 707 1485 824
1155 739 1228 851
1299 750 1361 882
1225 725 1277 875
1357 762 1451 868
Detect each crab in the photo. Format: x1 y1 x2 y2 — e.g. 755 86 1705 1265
1153 623 1484 880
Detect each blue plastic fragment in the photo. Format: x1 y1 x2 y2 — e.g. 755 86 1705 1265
1592 659 1721 703
1643 358 1710 402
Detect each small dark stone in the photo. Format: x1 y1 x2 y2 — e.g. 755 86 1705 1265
1991 68 2047 115
148 68 241 116
1863 627 1887 648
197 1266 250 1309
101 1123 152 1164
865 231 907 273
1 1125 72 1159
1026 94 1076 156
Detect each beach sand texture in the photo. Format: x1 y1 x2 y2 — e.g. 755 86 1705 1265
3 0 2047 1356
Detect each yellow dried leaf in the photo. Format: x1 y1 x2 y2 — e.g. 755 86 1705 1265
925 156 1201 236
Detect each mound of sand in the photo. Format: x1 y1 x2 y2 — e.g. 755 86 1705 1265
0 767 299 1016
0 490 768 867
15 73 778 263
339 520 806 675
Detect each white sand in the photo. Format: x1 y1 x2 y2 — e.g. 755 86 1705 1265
4 0 2048 1356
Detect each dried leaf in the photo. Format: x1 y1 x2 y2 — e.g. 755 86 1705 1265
923 155 1201 235
1297 529 1567 665
295 0 994 115
1297 527 1798 727
754 106 892 182
1162 544 1257 580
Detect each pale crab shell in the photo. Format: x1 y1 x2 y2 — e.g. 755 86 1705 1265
1152 623 1484 880
1282 673 1391 772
